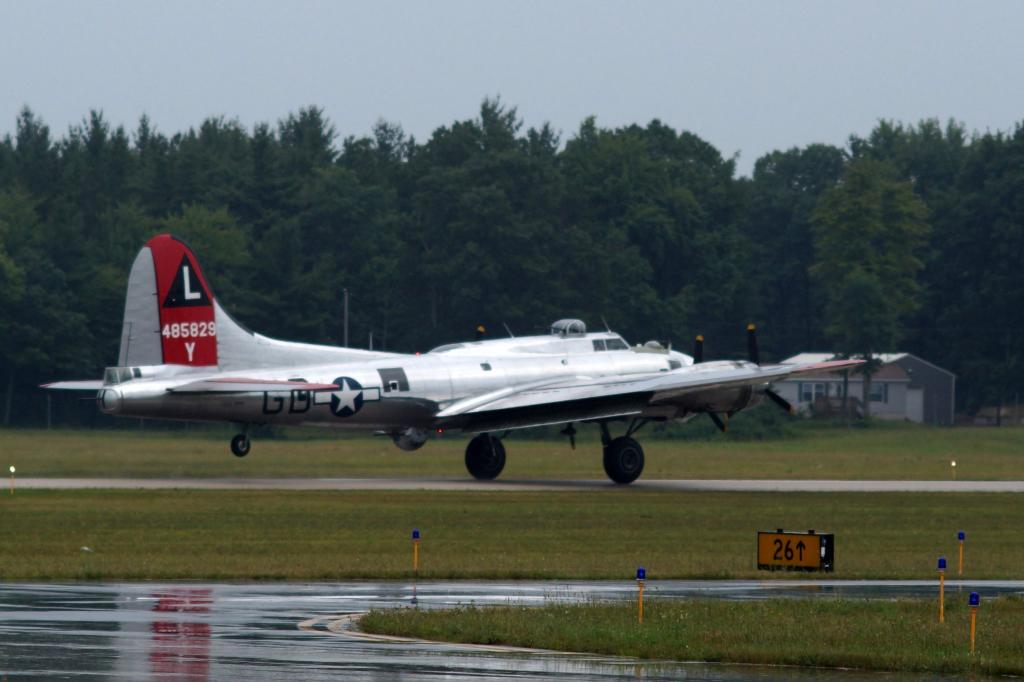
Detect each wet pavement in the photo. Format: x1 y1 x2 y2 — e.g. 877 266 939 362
2 580 1022 680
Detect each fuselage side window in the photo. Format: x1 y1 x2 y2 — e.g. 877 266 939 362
378 367 410 392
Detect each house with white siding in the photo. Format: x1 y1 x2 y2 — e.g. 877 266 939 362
773 353 956 425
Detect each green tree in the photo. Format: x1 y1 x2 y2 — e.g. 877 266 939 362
811 159 930 417
0 188 89 424
936 127 1024 418
743 144 846 357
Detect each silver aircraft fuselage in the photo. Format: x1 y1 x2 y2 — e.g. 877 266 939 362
97 331 702 432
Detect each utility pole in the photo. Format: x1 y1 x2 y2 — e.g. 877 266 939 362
342 288 349 347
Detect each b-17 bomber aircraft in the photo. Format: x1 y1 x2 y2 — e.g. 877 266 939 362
47 235 862 484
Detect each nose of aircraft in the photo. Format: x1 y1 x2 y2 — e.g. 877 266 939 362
99 388 122 414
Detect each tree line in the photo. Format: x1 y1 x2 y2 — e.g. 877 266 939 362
1 100 1021 425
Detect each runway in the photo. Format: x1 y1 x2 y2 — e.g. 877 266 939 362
3 580 1021 680
15 477 1024 491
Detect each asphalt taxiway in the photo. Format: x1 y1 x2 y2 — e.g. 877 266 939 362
3 581 1022 680
16 477 1024 491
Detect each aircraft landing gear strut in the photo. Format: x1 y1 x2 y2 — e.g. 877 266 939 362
230 431 251 457
465 433 506 480
599 419 648 484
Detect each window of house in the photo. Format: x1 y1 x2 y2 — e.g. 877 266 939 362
800 382 826 402
869 382 888 403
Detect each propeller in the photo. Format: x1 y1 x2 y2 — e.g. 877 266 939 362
765 388 795 414
708 412 728 433
693 334 704 364
746 323 795 415
746 323 759 365
560 423 577 449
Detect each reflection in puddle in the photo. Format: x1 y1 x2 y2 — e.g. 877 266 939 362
149 589 212 679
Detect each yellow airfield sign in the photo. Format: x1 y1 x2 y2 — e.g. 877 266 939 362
757 530 834 572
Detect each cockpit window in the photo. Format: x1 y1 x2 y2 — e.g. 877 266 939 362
606 338 629 351
592 339 607 351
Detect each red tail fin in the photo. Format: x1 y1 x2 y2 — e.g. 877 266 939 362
148 234 218 366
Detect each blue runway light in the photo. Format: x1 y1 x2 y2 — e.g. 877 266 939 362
937 556 947 570
969 592 980 607
412 529 420 540
636 567 646 581
958 531 965 541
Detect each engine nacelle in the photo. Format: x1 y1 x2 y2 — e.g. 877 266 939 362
701 385 764 415
391 427 429 452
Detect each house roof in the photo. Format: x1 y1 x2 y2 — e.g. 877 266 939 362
782 352 955 378
783 352 909 365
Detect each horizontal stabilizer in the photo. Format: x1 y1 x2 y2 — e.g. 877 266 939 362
41 380 104 391
167 378 339 394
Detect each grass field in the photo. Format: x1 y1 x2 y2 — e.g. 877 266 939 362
1 422 1022 480
359 598 1024 676
2 489 1021 580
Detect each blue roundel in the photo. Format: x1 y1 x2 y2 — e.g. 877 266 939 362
329 377 364 417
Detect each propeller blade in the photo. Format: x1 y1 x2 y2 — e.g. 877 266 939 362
746 324 759 365
708 412 728 433
560 423 577 450
693 335 704 364
765 388 795 414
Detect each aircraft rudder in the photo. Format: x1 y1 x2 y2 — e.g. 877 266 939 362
119 234 219 367
148 234 219 366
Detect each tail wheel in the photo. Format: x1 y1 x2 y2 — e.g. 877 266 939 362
603 436 644 484
230 434 251 457
465 434 506 480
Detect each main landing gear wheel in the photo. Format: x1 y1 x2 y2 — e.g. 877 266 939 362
603 436 644 484
465 433 506 480
230 433 251 457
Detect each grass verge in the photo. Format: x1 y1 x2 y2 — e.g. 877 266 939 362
2 423 1023 480
2 489 1022 580
359 598 1024 676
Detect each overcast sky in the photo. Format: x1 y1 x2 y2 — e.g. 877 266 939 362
3 0 1022 176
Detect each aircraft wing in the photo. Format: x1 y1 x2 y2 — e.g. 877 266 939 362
435 359 862 433
166 378 339 394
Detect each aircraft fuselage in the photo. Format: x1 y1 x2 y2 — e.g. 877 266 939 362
99 335 701 432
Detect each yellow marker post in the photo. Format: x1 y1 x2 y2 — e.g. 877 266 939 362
969 592 980 654
636 567 646 624
937 556 947 623
412 528 420 573
957 531 965 577
8 465 14 495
